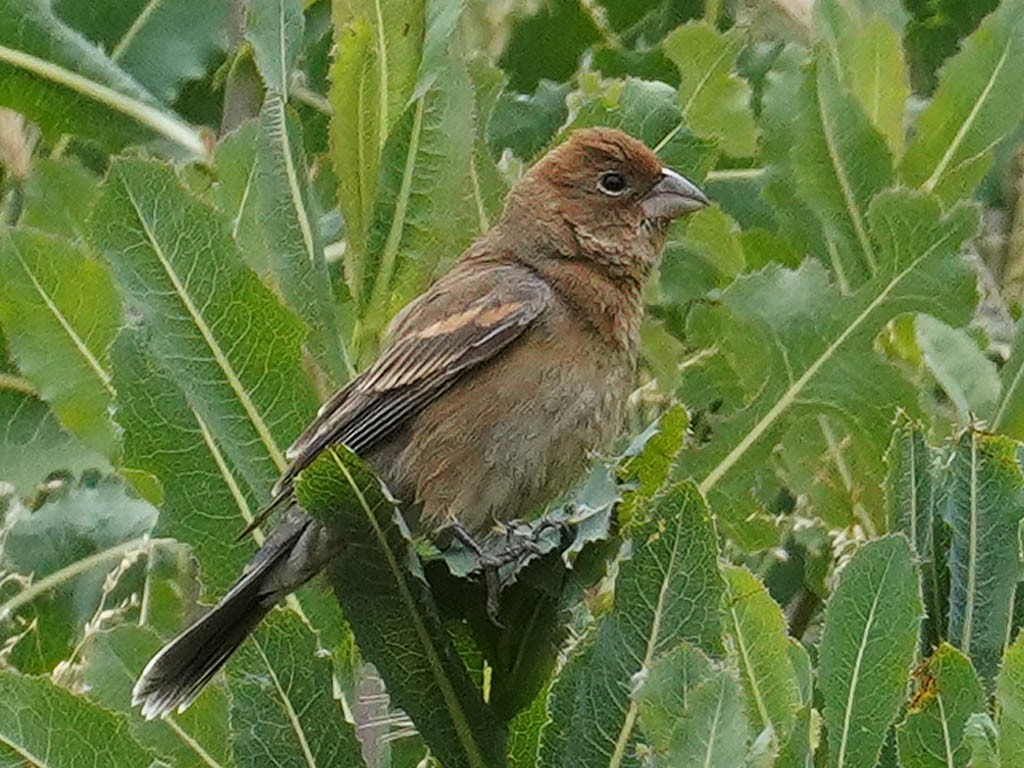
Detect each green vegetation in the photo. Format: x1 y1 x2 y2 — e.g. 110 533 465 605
3 0 1024 765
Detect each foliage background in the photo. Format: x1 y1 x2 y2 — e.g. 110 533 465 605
3 0 1024 766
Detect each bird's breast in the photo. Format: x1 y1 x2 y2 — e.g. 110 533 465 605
378 306 632 537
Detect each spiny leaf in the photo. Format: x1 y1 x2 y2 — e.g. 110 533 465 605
0 671 158 767
884 416 948 652
539 482 723 766
997 630 1024 763
895 643 986 768
663 22 757 157
88 158 318 497
791 57 893 289
946 429 1024 688
229 610 364 768
329 0 425 280
720 564 801 746
819 535 922 768
900 0 1024 205
355 55 479 357
246 0 303 97
52 0 229 104
683 190 978 546
108 328 347 648
294 446 507 768
0 0 204 155
0 228 120 456
254 96 351 381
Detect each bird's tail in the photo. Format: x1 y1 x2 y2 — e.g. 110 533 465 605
133 509 339 719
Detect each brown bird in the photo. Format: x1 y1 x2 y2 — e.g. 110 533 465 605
132 127 709 719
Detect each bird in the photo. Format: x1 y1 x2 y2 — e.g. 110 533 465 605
132 126 709 719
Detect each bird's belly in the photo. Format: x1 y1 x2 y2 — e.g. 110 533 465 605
379 330 631 536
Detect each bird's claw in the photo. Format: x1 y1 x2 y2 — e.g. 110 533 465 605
448 524 505 626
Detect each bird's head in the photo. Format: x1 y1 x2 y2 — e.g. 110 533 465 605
502 127 709 276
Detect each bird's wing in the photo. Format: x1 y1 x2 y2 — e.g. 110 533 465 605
275 266 552 496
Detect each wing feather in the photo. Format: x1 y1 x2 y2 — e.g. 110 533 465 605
273 269 551 496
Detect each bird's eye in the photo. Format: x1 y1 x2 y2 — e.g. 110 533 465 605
598 171 628 196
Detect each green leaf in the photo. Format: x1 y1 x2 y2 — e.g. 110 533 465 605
776 705 817 768
466 58 509 232
108 327 346 651
0 386 108 495
0 672 158 767
791 57 893 290
230 610 364 768
992 317 1024 439
82 625 234 768
900 0 1024 206
0 474 158 673
563 76 718 182
109 327 258 592
720 564 801 745
242 0 349 381
660 205 747 308
0 0 205 156
414 0 465 99
355 57 480 355
760 45 831 271
109 323 349 664
246 0 303 96
819 535 922 768
498 0 600 93
253 96 351 381
88 158 318 496
487 80 570 161
329 0 425 267
963 712 1001 768
896 643 986 768
884 417 948 652
904 0 999 94
633 640 714 744
946 430 1024 687
18 157 98 242
997 629 1024 762
208 120 270 275
915 315 1000 421
0 229 120 455
635 642 749 768
506 682 549 767
684 191 979 545
617 403 689 519
53 0 229 104
663 21 757 157
294 446 506 768
539 482 723 766
815 0 910 157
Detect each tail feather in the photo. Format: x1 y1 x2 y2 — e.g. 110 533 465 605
132 550 282 719
133 511 319 719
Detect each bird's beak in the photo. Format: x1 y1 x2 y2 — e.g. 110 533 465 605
641 168 710 220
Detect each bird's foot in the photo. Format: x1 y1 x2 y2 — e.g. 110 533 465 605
449 524 504 626
493 516 567 565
